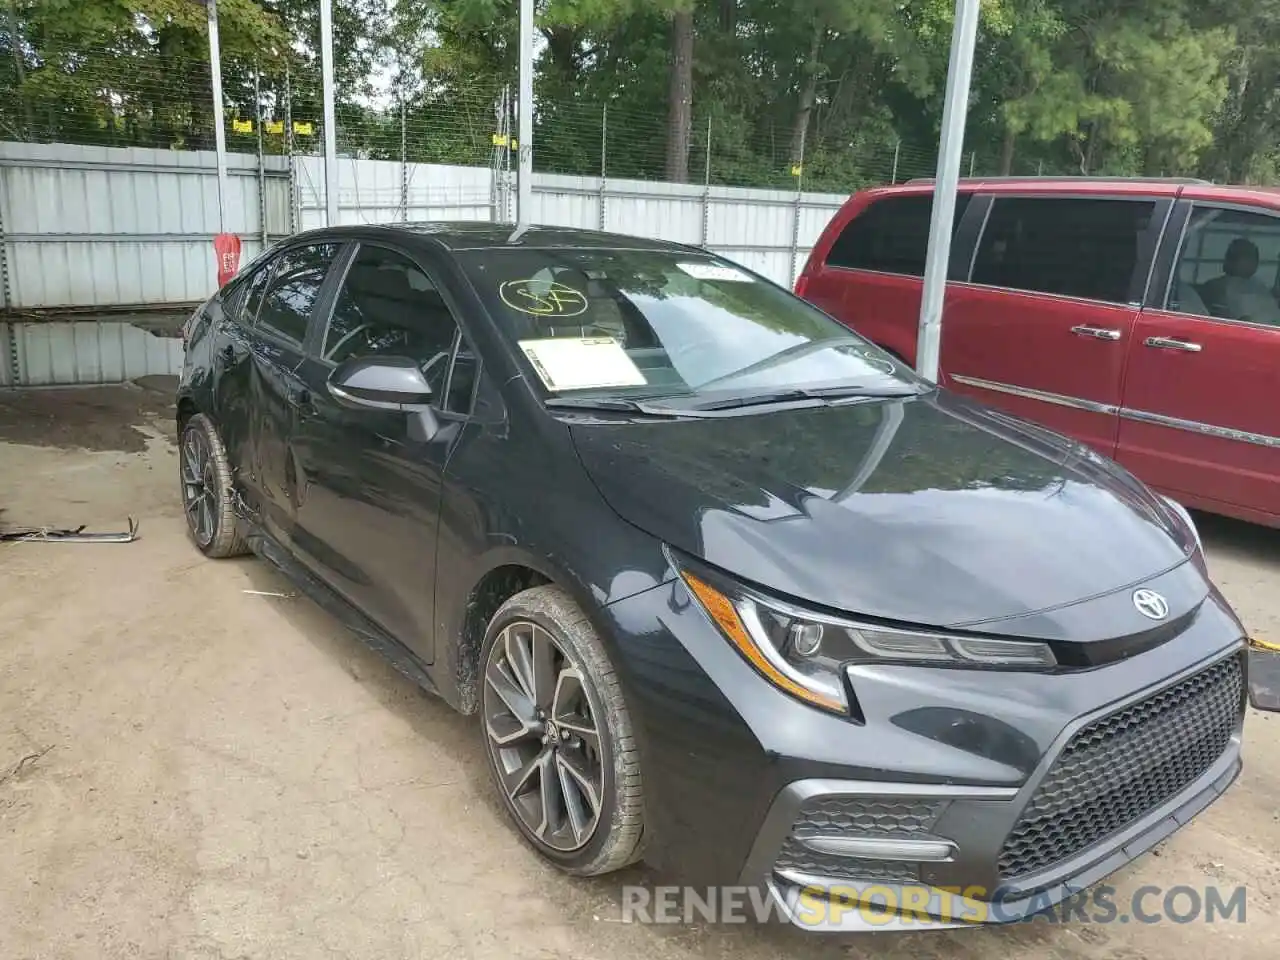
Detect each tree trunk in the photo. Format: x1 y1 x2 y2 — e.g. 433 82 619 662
999 127 1016 175
719 0 736 32
789 21 824 166
6 0 30 134
665 8 694 183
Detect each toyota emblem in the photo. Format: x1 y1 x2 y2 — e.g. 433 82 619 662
1132 589 1170 621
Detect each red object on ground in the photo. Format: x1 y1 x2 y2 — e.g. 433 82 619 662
213 233 242 288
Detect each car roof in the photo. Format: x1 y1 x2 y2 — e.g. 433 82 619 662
282 221 702 254
861 177 1280 209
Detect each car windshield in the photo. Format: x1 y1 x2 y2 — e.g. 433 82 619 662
457 246 923 406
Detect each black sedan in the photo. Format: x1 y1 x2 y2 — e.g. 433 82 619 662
176 223 1277 930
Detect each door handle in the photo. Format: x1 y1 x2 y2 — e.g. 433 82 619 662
1144 336 1202 353
1070 325 1122 341
290 387 317 417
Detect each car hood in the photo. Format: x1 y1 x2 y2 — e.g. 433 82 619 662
567 391 1194 628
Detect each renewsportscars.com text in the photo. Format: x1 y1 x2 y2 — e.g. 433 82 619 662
618 883 1248 928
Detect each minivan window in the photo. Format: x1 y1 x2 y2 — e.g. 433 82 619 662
825 193 970 277
458 248 921 402
970 197 1155 304
257 243 340 344
1168 206 1280 325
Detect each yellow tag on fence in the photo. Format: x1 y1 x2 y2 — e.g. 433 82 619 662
232 119 253 134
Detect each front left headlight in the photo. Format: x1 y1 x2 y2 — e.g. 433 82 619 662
676 562 1056 717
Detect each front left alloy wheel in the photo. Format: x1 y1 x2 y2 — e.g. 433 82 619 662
480 585 645 875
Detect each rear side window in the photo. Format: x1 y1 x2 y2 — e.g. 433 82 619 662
971 197 1155 304
825 193 970 277
257 243 340 343
240 263 274 323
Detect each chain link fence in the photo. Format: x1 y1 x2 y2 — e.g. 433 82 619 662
0 39 1084 204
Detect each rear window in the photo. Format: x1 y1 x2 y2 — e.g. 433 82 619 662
825 193 971 277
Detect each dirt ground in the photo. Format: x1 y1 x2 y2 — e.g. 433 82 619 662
1 381 1278 960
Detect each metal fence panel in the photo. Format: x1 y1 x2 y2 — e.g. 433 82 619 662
10 321 183 385
2 143 856 384
0 141 290 308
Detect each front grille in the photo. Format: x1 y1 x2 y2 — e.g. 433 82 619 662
998 655 1243 880
773 796 946 885
791 797 945 838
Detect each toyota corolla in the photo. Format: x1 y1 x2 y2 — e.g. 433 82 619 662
175 223 1278 930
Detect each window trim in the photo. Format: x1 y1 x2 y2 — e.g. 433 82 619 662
308 239 483 418
963 192 1169 308
253 240 344 349
1155 200 1280 331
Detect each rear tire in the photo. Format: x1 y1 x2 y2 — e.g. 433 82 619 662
179 413 249 558
479 585 645 876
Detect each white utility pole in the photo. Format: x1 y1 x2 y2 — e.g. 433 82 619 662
319 0 339 226
516 0 534 226
205 0 228 233
915 0 981 383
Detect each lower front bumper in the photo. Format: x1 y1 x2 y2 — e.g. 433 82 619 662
743 728 1242 932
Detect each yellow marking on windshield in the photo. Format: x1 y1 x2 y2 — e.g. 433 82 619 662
499 279 588 317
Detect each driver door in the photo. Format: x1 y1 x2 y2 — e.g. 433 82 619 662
290 242 474 661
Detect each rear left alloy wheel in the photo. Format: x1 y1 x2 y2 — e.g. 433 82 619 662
480 585 645 876
179 413 249 558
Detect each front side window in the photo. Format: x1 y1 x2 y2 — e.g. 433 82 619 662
825 193 970 277
1167 206 1280 326
458 248 921 406
257 243 340 343
324 245 468 409
971 197 1155 304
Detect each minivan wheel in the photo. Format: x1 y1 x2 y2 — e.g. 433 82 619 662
479 585 645 876
179 413 249 558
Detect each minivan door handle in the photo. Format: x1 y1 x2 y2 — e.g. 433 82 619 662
1070 325 1122 341
1145 336 1202 353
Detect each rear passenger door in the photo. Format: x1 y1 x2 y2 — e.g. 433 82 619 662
243 241 343 544
941 194 1169 458
1117 201 1280 524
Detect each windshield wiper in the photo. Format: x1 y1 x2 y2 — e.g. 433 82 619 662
684 383 923 412
544 396 693 418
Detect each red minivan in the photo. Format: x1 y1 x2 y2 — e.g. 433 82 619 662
797 177 1280 528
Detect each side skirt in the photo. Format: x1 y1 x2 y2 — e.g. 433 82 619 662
244 527 443 700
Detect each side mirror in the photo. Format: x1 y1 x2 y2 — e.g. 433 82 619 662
1248 637 1280 712
327 355 433 412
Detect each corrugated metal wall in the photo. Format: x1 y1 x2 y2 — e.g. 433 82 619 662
2 142 848 386
1 142 291 309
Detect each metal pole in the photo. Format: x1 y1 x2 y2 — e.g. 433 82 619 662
400 74 409 222
700 116 712 247
789 130 806 287
969 151 975 177
206 0 229 233
256 67 267 245
914 0 980 383
890 138 901 184
597 104 607 231
285 65 298 234
516 0 534 226
319 0 339 226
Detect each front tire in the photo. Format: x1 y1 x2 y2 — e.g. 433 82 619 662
179 413 249 558
479 585 645 876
